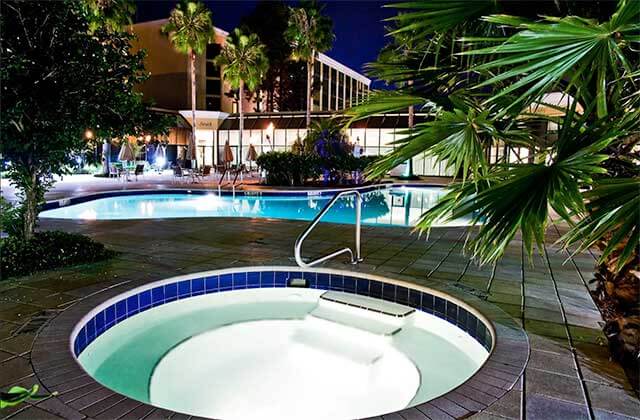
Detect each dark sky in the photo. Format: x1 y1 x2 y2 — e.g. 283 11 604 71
135 1 394 82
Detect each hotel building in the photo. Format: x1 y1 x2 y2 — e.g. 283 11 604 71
130 19 457 177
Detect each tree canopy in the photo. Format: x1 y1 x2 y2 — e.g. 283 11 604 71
161 0 214 56
347 0 639 268
239 0 307 112
215 28 269 92
0 0 171 237
285 0 334 63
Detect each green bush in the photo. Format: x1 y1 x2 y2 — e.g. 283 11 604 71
257 151 380 186
256 151 319 186
0 231 116 280
0 197 22 237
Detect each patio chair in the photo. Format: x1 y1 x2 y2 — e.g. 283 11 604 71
172 165 184 183
108 163 119 179
200 165 212 181
215 164 228 184
229 164 247 185
134 163 145 181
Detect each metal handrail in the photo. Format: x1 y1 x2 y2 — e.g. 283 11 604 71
294 189 363 268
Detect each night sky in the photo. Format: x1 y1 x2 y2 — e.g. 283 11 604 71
135 1 394 84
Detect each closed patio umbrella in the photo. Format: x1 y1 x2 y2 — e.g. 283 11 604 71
223 141 234 166
246 144 258 172
118 142 135 162
246 144 258 162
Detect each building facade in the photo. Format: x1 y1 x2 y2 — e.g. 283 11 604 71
130 19 478 177
131 19 370 114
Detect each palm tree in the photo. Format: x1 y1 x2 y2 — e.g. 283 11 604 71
347 0 639 380
285 1 334 129
162 0 213 167
215 28 269 164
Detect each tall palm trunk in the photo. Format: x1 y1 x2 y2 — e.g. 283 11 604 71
305 51 315 129
403 79 415 178
239 79 244 165
190 48 197 168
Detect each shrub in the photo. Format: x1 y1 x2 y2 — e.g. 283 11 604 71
305 120 353 184
0 231 116 280
0 197 23 237
256 151 319 186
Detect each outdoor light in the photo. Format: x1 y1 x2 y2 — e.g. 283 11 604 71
84 129 94 140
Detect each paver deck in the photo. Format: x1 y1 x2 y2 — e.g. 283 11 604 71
0 183 637 420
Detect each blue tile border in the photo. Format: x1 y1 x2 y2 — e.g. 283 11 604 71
72 268 495 357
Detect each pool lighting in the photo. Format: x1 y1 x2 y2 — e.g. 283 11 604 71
78 209 97 220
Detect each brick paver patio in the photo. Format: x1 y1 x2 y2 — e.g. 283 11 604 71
0 183 637 420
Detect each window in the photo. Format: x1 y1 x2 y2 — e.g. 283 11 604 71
346 77 352 108
206 79 221 96
337 73 344 110
206 61 219 77
322 64 330 111
313 61 322 110
330 68 337 110
206 96 221 111
206 43 222 60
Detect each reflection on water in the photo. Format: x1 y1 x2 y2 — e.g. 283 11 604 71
40 187 470 227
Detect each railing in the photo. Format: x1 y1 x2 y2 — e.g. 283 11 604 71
294 189 363 268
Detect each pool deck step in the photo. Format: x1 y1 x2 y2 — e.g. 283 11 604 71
309 305 402 336
319 291 415 318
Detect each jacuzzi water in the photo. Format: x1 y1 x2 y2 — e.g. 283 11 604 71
41 187 470 227
77 287 489 420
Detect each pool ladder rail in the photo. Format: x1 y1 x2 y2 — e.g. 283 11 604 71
294 189 363 268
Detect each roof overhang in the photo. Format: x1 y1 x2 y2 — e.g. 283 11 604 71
179 110 229 130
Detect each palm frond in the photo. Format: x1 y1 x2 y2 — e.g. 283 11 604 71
214 28 269 91
285 2 334 61
344 91 429 123
465 2 640 117
385 1 498 36
416 133 612 264
562 178 640 272
363 105 517 181
162 0 214 55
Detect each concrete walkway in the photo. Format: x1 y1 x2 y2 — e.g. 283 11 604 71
0 172 262 203
0 184 637 420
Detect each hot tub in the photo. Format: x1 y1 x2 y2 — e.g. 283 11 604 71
71 267 494 420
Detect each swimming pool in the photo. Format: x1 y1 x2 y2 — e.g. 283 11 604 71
72 267 492 420
40 186 470 227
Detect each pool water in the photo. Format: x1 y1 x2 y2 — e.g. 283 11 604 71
41 187 469 227
78 287 488 420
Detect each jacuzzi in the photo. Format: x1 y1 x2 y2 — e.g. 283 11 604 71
71 267 494 420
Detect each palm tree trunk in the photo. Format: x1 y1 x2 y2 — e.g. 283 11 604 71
406 79 415 177
190 49 197 168
239 79 244 165
305 54 314 129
